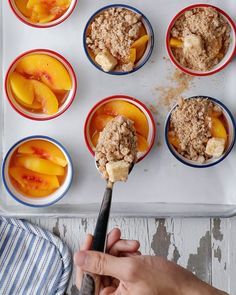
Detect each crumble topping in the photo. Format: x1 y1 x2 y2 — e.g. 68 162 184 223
95 116 138 180
86 7 142 72
169 98 225 163
171 7 231 71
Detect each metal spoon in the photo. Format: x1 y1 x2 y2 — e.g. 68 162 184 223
79 161 134 295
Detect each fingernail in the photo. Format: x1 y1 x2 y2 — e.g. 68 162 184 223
75 251 87 266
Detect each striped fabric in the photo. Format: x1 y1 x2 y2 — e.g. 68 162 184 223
0 217 72 295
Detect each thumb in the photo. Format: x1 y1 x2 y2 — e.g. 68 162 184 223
74 250 131 280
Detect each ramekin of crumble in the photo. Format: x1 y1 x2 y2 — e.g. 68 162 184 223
166 4 236 76
165 96 236 168
9 0 77 28
84 95 156 162
83 4 154 75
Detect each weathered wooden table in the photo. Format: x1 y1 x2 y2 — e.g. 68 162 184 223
28 216 236 295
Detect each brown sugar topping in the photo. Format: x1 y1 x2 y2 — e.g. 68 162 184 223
170 7 231 71
169 98 215 163
95 116 138 179
86 7 142 72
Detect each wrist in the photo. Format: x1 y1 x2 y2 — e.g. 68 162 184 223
183 278 228 295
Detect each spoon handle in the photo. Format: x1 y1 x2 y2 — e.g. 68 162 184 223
80 186 113 295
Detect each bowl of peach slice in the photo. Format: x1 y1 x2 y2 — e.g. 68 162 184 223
9 0 77 28
83 4 154 74
84 95 156 161
166 4 236 76
2 136 73 207
5 49 77 120
165 96 236 168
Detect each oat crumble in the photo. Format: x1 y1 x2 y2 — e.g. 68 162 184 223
169 97 226 163
95 116 138 179
170 7 231 71
86 7 143 72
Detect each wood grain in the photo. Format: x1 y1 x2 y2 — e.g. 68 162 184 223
28 217 236 294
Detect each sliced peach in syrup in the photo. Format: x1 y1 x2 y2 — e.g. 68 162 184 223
10 72 34 105
91 132 100 147
15 156 65 176
212 110 222 118
102 100 149 138
89 114 113 138
19 99 42 110
137 134 149 152
15 0 32 17
132 35 149 49
31 80 59 115
20 187 54 198
9 167 59 190
16 54 72 91
18 140 67 167
92 114 114 131
211 117 227 140
129 48 137 63
169 38 183 48
131 35 149 61
168 132 180 149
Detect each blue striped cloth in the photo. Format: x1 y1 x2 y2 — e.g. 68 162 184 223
0 217 72 295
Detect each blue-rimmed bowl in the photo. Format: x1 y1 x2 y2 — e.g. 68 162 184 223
2 135 73 207
165 96 236 168
83 4 154 75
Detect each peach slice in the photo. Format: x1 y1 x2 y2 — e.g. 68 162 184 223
102 100 149 138
129 48 136 63
137 134 149 152
132 35 149 49
91 132 100 147
31 80 59 115
16 54 72 91
20 187 54 198
131 35 149 62
92 114 114 132
20 99 42 110
9 167 59 190
10 72 34 105
15 0 32 17
15 156 65 176
18 140 67 167
169 38 183 48
211 117 227 140
212 110 222 118
168 132 180 149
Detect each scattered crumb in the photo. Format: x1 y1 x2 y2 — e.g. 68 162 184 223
155 69 194 109
147 103 159 115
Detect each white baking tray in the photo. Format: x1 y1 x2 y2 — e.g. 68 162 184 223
1 0 236 217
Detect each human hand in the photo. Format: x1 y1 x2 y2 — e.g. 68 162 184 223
74 228 140 294
74 229 227 295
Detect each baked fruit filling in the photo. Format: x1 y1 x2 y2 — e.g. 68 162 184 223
86 7 149 72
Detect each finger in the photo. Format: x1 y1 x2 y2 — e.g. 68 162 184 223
74 234 93 289
100 286 116 295
80 234 93 251
119 251 141 257
111 278 119 288
102 275 111 288
109 240 140 256
74 250 135 281
106 228 121 251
